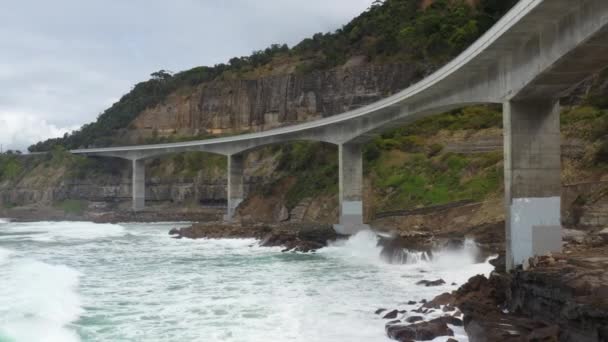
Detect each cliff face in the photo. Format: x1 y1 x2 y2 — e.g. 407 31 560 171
129 63 417 137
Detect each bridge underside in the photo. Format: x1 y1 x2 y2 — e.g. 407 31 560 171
72 0 608 270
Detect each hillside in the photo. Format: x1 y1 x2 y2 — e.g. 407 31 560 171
3 0 608 232
28 0 517 151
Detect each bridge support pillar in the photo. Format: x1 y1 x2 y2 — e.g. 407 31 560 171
132 159 146 211
335 143 369 235
504 99 562 270
225 154 244 222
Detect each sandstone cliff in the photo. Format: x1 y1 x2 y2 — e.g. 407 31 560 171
127 63 417 140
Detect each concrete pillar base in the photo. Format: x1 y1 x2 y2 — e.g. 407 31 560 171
339 144 365 233
225 154 244 222
132 159 145 211
509 197 562 266
503 99 562 269
224 198 243 222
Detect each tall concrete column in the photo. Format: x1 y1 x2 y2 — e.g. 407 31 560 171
225 154 244 221
503 99 562 270
132 159 146 211
335 143 368 235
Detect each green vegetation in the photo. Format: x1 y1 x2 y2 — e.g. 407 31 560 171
29 0 516 152
54 200 87 215
0 155 23 181
369 149 502 210
274 142 338 209
264 106 505 211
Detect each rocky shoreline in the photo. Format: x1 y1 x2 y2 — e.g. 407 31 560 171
170 221 608 342
3 208 607 341
169 222 341 252
377 231 608 342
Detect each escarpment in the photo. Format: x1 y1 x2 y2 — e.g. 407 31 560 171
128 63 417 139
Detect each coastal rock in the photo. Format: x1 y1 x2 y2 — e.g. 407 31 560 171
172 222 338 253
386 317 455 341
405 316 424 323
416 279 446 287
508 247 608 341
386 319 402 326
383 310 400 319
423 292 454 308
375 308 388 315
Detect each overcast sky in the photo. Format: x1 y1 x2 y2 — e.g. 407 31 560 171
0 0 374 152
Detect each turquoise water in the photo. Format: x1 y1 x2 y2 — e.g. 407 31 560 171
0 220 492 342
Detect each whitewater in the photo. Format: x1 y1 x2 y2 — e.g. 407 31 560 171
0 220 492 342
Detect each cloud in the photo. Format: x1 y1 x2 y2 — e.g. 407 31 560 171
0 112 79 152
0 0 374 151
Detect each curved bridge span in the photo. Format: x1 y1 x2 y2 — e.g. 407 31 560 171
73 0 608 269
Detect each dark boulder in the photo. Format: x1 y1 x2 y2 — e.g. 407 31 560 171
405 316 424 323
375 308 387 315
387 317 455 341
416 279 446 287
383 310 400 319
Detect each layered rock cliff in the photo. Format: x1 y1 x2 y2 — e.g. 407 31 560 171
128 63 417 139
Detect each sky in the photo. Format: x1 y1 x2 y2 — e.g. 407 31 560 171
0 0 374 152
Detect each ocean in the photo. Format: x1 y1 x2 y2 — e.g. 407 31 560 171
0 220 492 342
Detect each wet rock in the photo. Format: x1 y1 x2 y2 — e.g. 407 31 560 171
446 339 458 342
527 325 559 341
407 300 417 305
386 319 401 326
416 279 446 287
405 316 424 323
431 316 463 327
375 308 387 315
174 222 338 253
386 317 455 341
562 229 587 243
383 310 400 319
442 305 456 312
424 292 454 309
168 228 180 235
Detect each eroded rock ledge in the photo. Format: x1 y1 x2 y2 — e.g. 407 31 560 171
170 222 340 252
384 238 608 342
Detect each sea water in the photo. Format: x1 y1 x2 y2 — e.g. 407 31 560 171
0 220 493 342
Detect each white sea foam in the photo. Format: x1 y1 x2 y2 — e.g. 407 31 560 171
0 218 10 224
0 247 13 265
1 221 126 242
0 222 493 342
0 254 83 342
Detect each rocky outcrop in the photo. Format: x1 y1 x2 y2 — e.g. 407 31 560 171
129 63 417 138
508 251 608 342
170 222 340 253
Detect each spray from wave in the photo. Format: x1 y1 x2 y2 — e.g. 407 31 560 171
0 221 126 242
0 248 83 342
322 230 487 267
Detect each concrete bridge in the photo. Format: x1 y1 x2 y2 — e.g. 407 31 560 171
72 0 608 269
